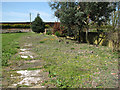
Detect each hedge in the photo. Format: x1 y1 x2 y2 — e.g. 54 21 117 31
1 24 52 29
1 24 30 29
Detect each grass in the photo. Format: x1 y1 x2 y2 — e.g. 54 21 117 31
40 41 45 43
2 32 32 66
27 67 42 70
18 33 118 88
2 33 118 88
16 84 30 87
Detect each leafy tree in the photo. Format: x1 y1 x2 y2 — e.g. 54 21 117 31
75 2 88 43
49 2 114 43
106 2 120 52
110 2 119 31
32 13 45 33
87 2 115 45
76 2 115 44
49 2 77 37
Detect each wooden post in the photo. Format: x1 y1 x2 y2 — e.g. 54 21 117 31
30 13 32 32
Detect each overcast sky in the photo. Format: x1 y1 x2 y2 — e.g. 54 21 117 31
2 2 58 22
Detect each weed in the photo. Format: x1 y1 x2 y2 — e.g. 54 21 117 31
40 41 45 43
41 82 45 86
71 48 75 50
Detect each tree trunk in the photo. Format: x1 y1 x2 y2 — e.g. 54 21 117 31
86 15 90 44
78 29 81 43
86 28 89 43
68 26 71 36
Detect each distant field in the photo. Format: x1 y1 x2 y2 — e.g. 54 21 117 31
2 33 118 88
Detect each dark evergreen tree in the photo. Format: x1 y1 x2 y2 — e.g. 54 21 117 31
32 13 45 33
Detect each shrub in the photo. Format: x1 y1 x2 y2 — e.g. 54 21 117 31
53 22 67 37
45 24 51 28
46 30 52 35
32 13 45 33
55 31 61 37
53 22 60 34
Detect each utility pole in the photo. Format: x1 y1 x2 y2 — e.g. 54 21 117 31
30 13 32 32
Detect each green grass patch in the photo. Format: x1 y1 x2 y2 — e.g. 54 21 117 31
40 41 45 43
2 33 118 88
27 34 118 88
71 47 75 50
16 84 30 87
2 33 32 66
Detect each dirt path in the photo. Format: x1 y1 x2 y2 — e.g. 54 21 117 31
2 38 55 88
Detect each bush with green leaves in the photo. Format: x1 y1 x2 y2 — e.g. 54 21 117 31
55 31 61 37
32 13 45 33
46 30 52 35
45 24 51 28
